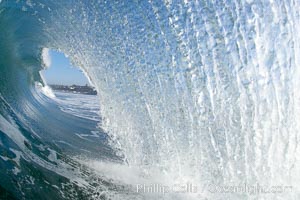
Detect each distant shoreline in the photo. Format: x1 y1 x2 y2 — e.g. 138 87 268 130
49 84 97 95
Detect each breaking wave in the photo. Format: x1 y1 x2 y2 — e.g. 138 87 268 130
0 0 299 199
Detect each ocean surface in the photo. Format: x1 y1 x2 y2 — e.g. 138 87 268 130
0 0 300 199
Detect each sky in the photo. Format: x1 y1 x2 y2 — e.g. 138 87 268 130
41 50 89 86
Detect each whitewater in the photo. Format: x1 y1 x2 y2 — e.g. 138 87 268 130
0 0 300 199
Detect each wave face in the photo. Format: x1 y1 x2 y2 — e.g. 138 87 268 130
0 0 300 199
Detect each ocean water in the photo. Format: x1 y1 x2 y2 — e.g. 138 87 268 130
0 0 300 199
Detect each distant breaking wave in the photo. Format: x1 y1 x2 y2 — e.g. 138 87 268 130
0 0 300 199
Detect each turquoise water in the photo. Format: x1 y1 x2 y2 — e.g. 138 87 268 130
0 0 300 199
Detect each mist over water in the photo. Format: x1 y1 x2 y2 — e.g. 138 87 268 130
0 0 300 199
